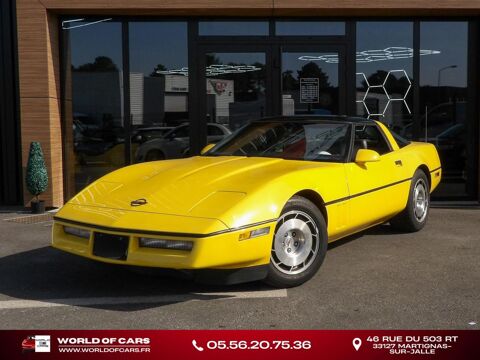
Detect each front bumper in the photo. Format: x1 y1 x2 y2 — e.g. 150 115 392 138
52 218 275 271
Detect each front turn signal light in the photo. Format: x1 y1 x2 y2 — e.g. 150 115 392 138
238 226 270 241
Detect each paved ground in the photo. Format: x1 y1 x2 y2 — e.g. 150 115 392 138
0 209 478 329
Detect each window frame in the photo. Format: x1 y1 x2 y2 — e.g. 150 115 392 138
349 123 393 162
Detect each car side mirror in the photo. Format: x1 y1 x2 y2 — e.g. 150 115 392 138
200 143 216 155
355 149 380 163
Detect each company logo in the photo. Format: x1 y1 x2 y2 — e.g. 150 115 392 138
22 335 50 353
56 337 151 353
130 198 147 207
209 80 228 95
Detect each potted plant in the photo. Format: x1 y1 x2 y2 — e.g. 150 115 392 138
25 141 49 214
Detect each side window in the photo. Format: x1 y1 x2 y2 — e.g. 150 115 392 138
171 126 189 138
207 125 224 136
354 125 391 155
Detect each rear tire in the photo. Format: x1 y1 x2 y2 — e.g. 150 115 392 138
264 196 327 288
390 169 430 232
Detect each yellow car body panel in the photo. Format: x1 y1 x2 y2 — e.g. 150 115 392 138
52 119 441 274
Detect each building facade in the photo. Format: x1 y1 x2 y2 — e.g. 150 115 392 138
1 1 480 207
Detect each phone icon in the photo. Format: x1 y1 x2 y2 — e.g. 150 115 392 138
192 340 204 352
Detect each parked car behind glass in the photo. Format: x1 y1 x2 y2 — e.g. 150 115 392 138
135 123 231 162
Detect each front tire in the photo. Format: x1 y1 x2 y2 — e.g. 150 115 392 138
390 169 430 232
264 196 327 288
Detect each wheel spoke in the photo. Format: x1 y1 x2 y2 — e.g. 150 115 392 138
271 209 321 275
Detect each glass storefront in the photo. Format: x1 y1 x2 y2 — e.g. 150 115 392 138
61 19 479 201
205 52 266 130
63 20 124 193
356 22 413 134
419 22 472 199
282 51 340 116
128 22 189 162
275 21 345 36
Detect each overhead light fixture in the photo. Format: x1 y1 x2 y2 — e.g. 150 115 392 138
158 64 262 77
62 18 113 30
298 47 441 64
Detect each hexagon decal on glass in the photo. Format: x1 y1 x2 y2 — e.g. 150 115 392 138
362 85 389 118
356 69 412 119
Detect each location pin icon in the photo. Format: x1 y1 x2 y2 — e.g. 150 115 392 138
353 338 362 351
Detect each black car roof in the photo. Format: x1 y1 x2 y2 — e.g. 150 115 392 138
253 115 374 125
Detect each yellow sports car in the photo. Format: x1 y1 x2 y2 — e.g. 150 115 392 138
52 116 441 287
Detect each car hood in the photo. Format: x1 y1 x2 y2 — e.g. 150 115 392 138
65 156 341 228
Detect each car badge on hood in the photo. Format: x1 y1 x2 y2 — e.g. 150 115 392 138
130 198 148 207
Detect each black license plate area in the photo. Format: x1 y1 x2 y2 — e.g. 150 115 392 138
93 232 129 260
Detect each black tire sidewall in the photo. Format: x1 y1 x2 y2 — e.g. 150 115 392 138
406 170 430 231
265 196 328 288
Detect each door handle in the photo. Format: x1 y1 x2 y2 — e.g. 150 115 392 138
395 160 403 166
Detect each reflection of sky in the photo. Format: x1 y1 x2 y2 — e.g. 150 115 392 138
68 20 468 88
69 22 122 68
283 53 339 85
211 53 266 66
199 21 268 36
129 22 188 73
356 22 413 86
357 21 468 88
276 21 345 36
420 22 468 87
69 21 189 74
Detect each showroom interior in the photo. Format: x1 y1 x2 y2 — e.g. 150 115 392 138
1 0 479 208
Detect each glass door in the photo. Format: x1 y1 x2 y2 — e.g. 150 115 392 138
281 46 346 116
197 44 345 151
203 50 269 133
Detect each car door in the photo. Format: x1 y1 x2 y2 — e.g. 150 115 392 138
345 123 409 232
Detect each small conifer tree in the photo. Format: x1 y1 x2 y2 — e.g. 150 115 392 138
25 142 48 202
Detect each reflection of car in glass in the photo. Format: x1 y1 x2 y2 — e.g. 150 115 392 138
52 116 441 287
135 123 231 162
434 123 466 177
73 112 101 133
132 126 175 144
74 126 125 167
392 102 466 140
421 101 466 137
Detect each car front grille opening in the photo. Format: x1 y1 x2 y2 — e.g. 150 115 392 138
93 232 129 260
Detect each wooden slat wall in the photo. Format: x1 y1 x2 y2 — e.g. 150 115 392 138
40 0 480 15
15 0 480 207
17 0 63 207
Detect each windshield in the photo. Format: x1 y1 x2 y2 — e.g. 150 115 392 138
206 121 351 162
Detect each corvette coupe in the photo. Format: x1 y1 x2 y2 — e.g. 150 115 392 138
52 116 441 287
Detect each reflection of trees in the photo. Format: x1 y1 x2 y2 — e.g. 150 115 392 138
75 56 118 72
282 70 297 90
283 62 331 90
150 63 167 77
206 54 221 66
298 62 331 88
359 70 412 95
